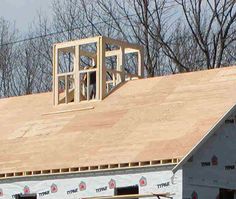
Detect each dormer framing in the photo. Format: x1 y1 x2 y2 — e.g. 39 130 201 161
53 36 144 106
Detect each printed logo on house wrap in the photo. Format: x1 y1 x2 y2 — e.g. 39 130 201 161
51 183 58 193
211 155 218 166
0 188 3 197
67 188 78 195
24 186 30 194
109 179 116 189
156 182 170 188
96 186 107 193
38 190 50 197
191 191 198 199
79 181 86 191
139 176 147 187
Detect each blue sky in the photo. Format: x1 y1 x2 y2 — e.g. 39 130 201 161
0 0 52 32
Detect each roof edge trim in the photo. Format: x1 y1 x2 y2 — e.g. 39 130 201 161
172 103 236 173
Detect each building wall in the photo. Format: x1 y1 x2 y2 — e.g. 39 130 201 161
0 166 182 199
183 120 236 199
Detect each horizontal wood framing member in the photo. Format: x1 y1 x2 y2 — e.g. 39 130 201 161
0 158 181 180
54 36 142 52
84 193 174 199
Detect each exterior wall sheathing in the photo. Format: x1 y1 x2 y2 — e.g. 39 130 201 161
183 121 236 199
0 166 182 199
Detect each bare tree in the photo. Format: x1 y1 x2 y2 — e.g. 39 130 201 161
0 18 17 97
82 0 166 77
175 0 236 69
1 0 236 99
30 14 54 92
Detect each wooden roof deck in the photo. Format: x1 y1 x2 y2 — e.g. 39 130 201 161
0 66 236 178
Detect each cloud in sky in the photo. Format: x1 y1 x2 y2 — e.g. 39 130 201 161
0 0 52 32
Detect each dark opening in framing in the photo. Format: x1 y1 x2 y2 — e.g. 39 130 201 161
15 194 37 199
219 188 234 199
115 185 139 197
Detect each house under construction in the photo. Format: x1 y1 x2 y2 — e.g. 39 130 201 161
0 36 236 199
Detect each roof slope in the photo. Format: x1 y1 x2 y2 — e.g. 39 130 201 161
1 66 236 174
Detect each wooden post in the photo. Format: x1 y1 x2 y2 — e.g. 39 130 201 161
65 74 68 104
74 45 80 103
96 38 100 100
54 47 59 106
138 47 144 78
52 45 56 106
112 73 116 86
118 47 125 83
87 72 90 101
99 36 106 100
